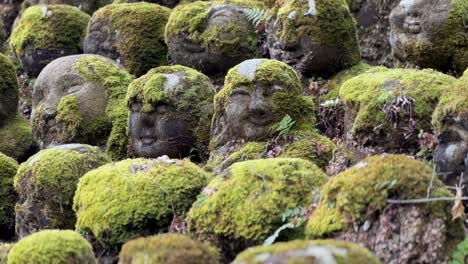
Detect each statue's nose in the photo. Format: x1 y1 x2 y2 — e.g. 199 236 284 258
249 89 268 115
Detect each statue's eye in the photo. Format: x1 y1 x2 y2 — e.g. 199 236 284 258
67 85 81 94
230 88 250 98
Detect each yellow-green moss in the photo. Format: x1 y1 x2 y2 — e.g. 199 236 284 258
8 230 96 264
432 69 468 133
165 0 261 56
339 67 456 134
119 233 220 264
73 55 133 161
126 65 215 152
91 3 171 76
232 239 381 264
0 115 35 161
14 145 109 230
273 0 360 75
305 154 457 238
0 153 18 239
450 237 468 264
0 243 13 264
0 53 18 124
321 62 372 101
73 158 210 250
188 158 327 253
10 5 90 56
56 95 82 141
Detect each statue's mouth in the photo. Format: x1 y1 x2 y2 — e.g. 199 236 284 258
140 137 157 145
248 115 273 126
180 39 205 53
403 21 421 34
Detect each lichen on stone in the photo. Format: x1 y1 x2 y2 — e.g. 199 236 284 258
119 233 220 264
73 158 210 251
7 230 96 264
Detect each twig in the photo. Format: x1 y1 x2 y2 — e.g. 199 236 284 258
388 197 468 204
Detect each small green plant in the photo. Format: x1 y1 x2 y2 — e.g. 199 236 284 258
274 115 296 138
320 98 340 108
264 207 307 246
242 8 268 27
450 238 468 264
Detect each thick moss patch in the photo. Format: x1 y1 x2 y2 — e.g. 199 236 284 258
7 230 96 264
188 158 327 256
0 53 18 125
73 158 210 251
0 115 35 161
0 153 18 239
321 62 372 101
305 154 457 238
119 233 220 264
10 5 90 56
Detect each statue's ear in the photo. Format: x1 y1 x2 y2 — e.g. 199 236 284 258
210 111 229 149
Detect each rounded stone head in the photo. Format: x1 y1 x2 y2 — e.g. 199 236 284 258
211 59 315 149
127 65 215 160
165 1 259 76
31 54 132 149
389 0 467 73
267 0 360 77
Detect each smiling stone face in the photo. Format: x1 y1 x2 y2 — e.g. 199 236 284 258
127 65 215 160
389 0 467 73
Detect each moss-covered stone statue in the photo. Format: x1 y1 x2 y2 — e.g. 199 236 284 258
165 1 262 76
0 153 18 240
84 3 170 76
22 0 112 14
305 154 464 263
14 144 108 238
73 157 210 261
232 239 381 264
267 0 360 78
9 5 90 77
188 158 327 260
0 53 36 161
127 65 215 161
113 0 178 8
339 67 455 159
208 59 334 173
432 69 468 187
31 54 133 160
7 230 96 264
119 233 220 264
390 0 467 74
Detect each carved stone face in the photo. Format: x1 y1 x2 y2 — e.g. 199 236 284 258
32 55 108 148
166 3 256 76
389 0 452 65
129 100 194 159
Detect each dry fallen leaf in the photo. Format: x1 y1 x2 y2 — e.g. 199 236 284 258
451 186 464 221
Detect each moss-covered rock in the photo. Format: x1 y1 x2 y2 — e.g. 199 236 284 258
126 65 215 160
7 230 96 264
188 158 327 260
0 153 18 240
389 0 467 74
31 54 133 160
84 3 170 76
0 53 18 126
209 59 334 172
0 243 13 264
22 0 112 14
267 0 360 77
73 157 210 255
14 144 108 238
232 239 381 264
0 114 36 162
321 62 372 101
339 67 455 156
9 5 90 77
165 0 262 76
119 233 220 264
113 0 178 8
305 154 463 263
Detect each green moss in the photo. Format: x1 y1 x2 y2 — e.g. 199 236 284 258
233 239 381 264
165 0 261 56
188 158 327 254
119 233 220 264
0 243 13 264
56 95 82 141
274 0 360 74
8 230 96 264
14 145 109 231
0 115 35 161
73 55 134 161
305 154 458 238
0 153 18 238
432 69 468 133
321 62 372 100
126 65 215 153
73 158 210 250
91 3 171 76
0 53 18 124
339 67 456 135
10 5 90 56
450 237 468 264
